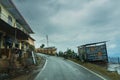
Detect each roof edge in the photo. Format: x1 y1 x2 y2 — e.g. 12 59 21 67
10 0 34 33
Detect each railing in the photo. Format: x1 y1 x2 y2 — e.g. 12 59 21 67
108 57 120 64
0 12 28 35
16 22 24 31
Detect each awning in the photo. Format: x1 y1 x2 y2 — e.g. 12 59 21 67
0 19 29 40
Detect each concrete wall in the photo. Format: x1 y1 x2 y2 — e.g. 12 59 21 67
27 38 35 46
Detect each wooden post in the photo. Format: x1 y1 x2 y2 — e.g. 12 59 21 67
8 48 11 60
104 43 108 62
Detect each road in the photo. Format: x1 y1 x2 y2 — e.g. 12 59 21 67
35 53 106 80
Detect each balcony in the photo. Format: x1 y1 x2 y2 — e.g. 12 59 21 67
16 22 29 35
0 12 28 34
0 12 13 27
0 13 29 40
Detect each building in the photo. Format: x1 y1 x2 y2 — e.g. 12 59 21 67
0 0 34 70
23 36 35 58
27 36 35 46
37 47 57 55
78 41 108 62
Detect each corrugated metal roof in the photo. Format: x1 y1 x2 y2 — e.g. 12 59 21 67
29 36 35 41
45 47 57 49
78 41 108 48
0 0 34 33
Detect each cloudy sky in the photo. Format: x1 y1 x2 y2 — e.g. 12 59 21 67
13 0 120 57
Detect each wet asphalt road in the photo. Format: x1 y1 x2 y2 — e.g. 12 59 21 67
35 53 106 80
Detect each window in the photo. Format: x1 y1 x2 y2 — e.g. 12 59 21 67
8 15 12 25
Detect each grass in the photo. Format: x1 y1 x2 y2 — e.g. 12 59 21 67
69 58 120 80
36 56 42 66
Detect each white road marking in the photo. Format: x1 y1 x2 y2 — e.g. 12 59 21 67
68 60 107 80
35 58 48 80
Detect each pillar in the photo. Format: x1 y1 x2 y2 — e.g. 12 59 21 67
0 32 2 58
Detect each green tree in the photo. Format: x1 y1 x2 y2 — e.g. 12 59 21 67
65 48 75 58
59 51 64 57
40 44 45 48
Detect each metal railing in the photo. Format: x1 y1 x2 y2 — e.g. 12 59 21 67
108 57 120 64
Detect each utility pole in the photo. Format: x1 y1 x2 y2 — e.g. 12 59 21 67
46 35 49 47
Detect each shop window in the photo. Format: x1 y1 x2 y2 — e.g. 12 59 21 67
8 15 12 25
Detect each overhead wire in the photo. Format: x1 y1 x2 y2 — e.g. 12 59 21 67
13 0 56 47
13 0 42 33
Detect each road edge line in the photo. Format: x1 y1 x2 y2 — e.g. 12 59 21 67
34 58 48 80
68 60 107 80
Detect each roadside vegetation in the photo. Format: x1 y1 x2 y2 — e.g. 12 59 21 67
58 49 120 80
69 58 120 80
35 55 42 66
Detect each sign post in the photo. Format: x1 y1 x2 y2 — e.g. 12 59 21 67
32 51 36 64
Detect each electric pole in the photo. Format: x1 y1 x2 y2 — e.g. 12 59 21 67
46 35 49 47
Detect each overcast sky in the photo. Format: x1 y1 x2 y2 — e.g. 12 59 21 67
13 0 120 57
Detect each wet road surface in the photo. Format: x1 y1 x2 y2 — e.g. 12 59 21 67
35 54 106 80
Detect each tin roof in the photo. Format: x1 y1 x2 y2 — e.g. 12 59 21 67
0 0 34 33
78 41 108 48
45 47 57 49
29 36 35 41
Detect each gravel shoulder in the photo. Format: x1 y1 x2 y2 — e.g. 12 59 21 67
12 56 46 80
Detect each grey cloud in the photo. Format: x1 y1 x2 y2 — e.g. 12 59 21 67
13 0 120 56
